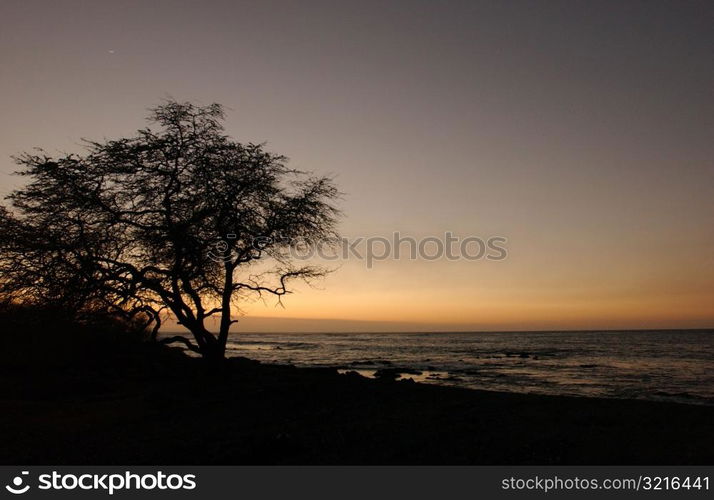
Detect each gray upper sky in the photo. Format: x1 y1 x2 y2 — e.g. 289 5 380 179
1 0 712 330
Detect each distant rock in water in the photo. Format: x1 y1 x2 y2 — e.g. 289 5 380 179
374 368 422 380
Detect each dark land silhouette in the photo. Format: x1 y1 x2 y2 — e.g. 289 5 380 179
1 305 712 465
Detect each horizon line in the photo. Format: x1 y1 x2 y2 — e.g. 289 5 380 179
161 327 714 335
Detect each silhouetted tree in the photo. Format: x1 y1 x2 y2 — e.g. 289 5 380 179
0 101 340 360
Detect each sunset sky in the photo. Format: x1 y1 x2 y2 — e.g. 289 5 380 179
1 0 712 331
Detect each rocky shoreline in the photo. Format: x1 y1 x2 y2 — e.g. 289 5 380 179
1 338 713 464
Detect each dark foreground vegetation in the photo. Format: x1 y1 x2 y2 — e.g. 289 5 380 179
1 308 712 465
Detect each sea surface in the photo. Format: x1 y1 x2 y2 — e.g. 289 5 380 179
221 330 714 405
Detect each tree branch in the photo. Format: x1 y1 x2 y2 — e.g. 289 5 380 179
158 335 201 353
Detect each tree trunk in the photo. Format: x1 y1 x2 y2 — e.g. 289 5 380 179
217 264 234 353
201 341 226 363
182 320 226 362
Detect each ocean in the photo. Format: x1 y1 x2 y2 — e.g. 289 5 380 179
223 330 714 405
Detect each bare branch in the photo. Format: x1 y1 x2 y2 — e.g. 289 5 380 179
158 335 201 353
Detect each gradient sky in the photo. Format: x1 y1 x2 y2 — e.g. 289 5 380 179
1 0 712 331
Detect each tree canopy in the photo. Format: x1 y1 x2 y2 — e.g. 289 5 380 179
0 101 340 360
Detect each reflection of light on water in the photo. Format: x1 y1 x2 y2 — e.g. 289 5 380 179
337 369 456 385
337 368 376 378
403 371 452 384
207 330 714 405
